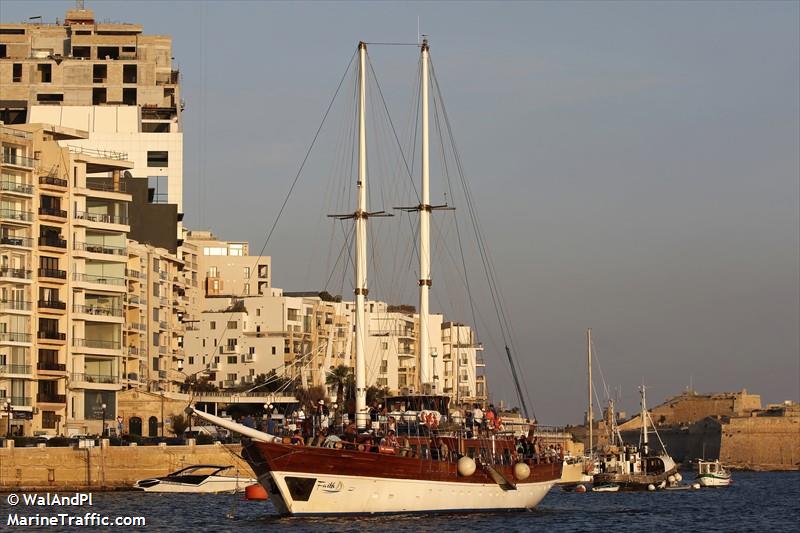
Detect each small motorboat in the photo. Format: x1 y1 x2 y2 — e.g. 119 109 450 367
696 460 732 487
591 483 620 492
134 465 257 493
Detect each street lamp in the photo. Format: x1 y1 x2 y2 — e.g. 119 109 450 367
4 400 11 439
101 403 107 437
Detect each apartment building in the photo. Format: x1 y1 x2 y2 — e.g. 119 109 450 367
1 122 134 437
0 6 184 215
441 321 484 402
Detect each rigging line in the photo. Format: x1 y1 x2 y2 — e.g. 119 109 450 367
364 42 421 46
367 56 420 203
323 224 355 292
189 50 357 372
430 58 535 418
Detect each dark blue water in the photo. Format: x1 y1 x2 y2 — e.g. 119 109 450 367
4 472 798 532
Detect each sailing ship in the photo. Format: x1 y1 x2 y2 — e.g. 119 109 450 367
191 40 561 515
592 385 678 491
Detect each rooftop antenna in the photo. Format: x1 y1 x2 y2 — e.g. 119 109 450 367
77 0 85 9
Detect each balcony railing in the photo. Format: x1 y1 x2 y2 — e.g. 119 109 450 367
85 179 127 193
0 267 32 279
67 145 128 161
0 299 31 311
0 236 33 247
158 345 167 354
0 180 34 195
125 269 140 278
71 373 119 384
38 268 67 279
74 241 127 256
222 380 235 389
127 346 138 355
37 361 66 372
7 396 32 406
0 332 31 343
0 208 34 222
73 338 121 350
73 272 126 286
0 126 32 139
38 207 67 218
73 304 123 317
39 236 67 248
38 330 66 341
38 299 67 310
37 393 66 403
0 364 32 375
39 175 69 188
159 321 168 330
1 153 37 168
74 211 129 225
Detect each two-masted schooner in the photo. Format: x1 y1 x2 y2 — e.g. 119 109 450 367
192 40 561 515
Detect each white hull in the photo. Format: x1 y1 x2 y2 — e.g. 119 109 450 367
265 471 554 515
135 476 257 493
697 475 731 487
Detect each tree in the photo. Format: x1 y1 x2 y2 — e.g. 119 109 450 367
366 385 390 407
182 375 219 394
325 365 352 406
294 385 327 410
170 414 189 436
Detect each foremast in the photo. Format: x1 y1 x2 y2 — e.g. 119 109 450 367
354 41 369 427
419 38 433 391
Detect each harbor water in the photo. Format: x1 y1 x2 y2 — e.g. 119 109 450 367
4 472 798 532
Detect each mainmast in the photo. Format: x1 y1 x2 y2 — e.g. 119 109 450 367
640 385 649 455
354 41 369 428
419 37 432 392
587 328 593 455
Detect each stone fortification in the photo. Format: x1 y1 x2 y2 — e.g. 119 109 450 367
0 443 254 491
719 404 800 471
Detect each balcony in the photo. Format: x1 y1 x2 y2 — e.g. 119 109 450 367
0 267 32 280
74 241 127 256
0 364 32 375
85 179 126 193
38 207 67 219
0 299 31 311
0 235 33 248
73 304 123 317
0 208 34 223
67 145 128 161
39 175 69 188
72 273 125 286
74 211 129 225
38 268 67 280
127 346 138 355
0 180 34 195
37 361 66 372
37 330 67 341
125 268 140 278
70 373 119 384
38 236 67 249
1 153 37 168
0 332 32 343
38 299 67 311
73 338 121 350
7 396 32 407
159 320 168 330
36 393 66 404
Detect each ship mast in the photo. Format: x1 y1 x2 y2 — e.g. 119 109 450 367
354 41 369 428
419 37 432 392
588 328 593 455
640 385 649 455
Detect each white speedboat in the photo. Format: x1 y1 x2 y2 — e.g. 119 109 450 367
134 465 256 493
697 460 732 487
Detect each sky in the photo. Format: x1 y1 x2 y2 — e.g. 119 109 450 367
3 1 798 424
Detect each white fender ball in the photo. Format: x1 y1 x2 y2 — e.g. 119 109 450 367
692 482 701 490
668 475 676 483
513 462 531 481
647 484 656 491
457 456 476 477
575 484 587 493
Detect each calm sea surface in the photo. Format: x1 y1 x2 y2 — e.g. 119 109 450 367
4 472 798 532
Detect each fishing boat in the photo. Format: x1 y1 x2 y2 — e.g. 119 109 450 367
191 39 561 515
133 465 256 493
696 460 732 487
592 386 678 491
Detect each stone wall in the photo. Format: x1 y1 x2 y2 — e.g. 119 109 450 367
0 443 254 491
720 414 800 470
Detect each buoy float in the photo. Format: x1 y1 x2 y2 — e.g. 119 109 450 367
692 482 701 490
245 483 269 500
668 475 676 484
513 462 530 481
647 484 656 491
457 456 476 477
575 484 587 493
674 473 683 482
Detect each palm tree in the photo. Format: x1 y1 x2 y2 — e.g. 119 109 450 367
326 364 352 406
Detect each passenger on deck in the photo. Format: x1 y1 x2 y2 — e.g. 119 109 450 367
290 429 305 446
382 429 399 449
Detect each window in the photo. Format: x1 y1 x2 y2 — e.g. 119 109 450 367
147 151 168 167
142 122 170 133
188 356 194 365
227 356 237 364
152 308 159 321
255 308 260 317
243 284 249 295
42 411 56 429
227 321 237 330
204 247 227 256
97 46 119 59
122 87 137 105
37 63 52 83
208 266 218 277
271 346 276 355
92 87 106 105
258 265 268 278
72 46 90 58
243 267 250 279
152 283 159 297
249 347 255 355
12 63 21 82
0 44 6 58
92 64 107 82
36 93 63 103
380 360 388 374
381 342 388 350
287 309 299 321
209 321 216 330
229 244 243 256
152 332 159 346
152 258 160 272
152 358 159 371
123 64 137 83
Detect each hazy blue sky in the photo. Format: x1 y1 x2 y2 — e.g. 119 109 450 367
4 1 798 423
